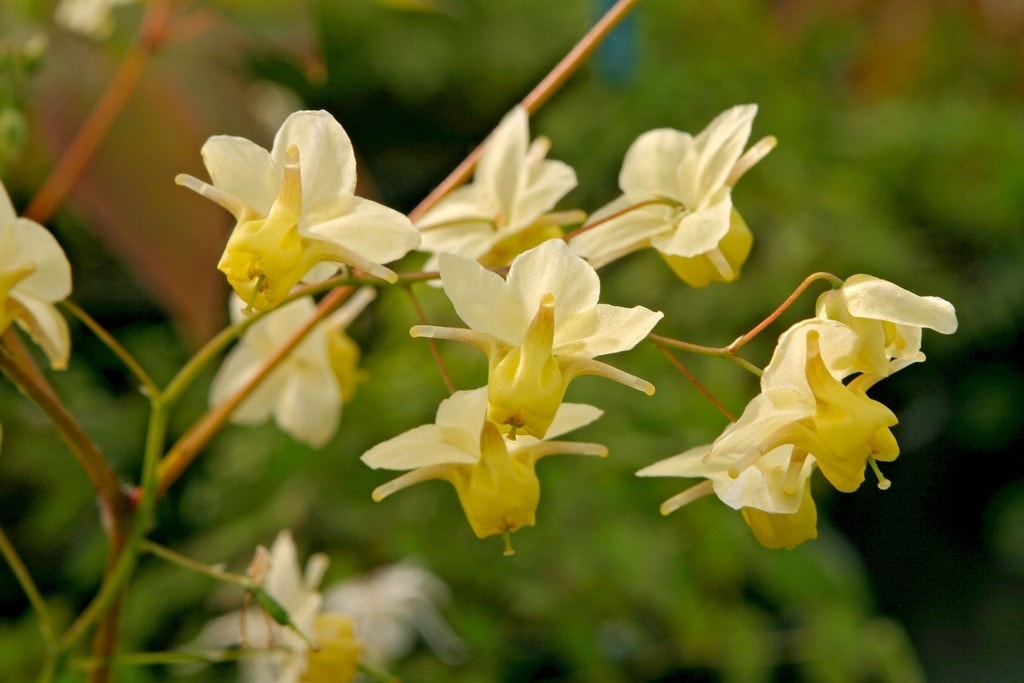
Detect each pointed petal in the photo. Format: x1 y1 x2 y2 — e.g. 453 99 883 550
569 199 675 268
200 134 277 216
619 128 694 199
11 295 71 369
438 251 526 344
507 238 599 319
838 274 958 334
306 196 419 266
361 424 479 470
562 303 662 358
475 107 529 215
12 218 72 301
510 159 577 228
272 110 357 201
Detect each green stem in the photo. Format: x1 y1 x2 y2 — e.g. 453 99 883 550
0 526 58 649
651 342 739 422
60 300 160 399
649 333 763 377
140 540 251 589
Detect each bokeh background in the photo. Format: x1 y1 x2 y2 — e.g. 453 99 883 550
1 0 1022 681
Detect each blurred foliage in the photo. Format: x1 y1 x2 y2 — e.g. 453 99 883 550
1 0 1023 681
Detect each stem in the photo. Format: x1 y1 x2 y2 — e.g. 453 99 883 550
60 301 160 399
23 0 174 224
404 286 456 395
563 197 677 241
726 271 841 353
140 540 251 589
408 0 645 222
156 287 353 495
652 342 737 422
0 336 128 518
649 333 763 378
0 527 58 649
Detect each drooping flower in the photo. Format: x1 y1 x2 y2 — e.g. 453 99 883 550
815 274 958 377
322 561 466 667
416 106 581 268
361 388 607 546
188 531 362 683
411 239 662 439
721 320 900 494
209 288 375 448
570 104 775 286
177 110 419 311
0 180 72 369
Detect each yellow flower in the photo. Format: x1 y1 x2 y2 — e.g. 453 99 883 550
209 288 375 447
815 274 958 377
0 180 72 369
177 110 419 312
416 106 581 268
361 388 606 547
412 239 662 439
570 104 775 285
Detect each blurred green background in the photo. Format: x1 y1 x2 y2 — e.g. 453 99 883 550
1 0 1022 681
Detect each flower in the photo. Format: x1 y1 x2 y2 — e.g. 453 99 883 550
209 288 375 447
0 180 72 369
361 388 607 546
322 561 466 667
416 106 580 268
188 531 361 683
55 0 136 40
176 110 419 311
570 104 775 286
815 274 958 377
411 239 662 439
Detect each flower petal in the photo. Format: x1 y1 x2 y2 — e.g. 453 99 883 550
439 251 526 344
272 110 358 206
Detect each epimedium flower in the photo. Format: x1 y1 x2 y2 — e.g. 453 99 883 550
176 110 420 312
569 104 775 286
416 106 581 268
361 388 607 550
637 443 819 549
209 288 376 448
815 274 958 378
412 238 662 439
0 179 72 369
188 530 362 683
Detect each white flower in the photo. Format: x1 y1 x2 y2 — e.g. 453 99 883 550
570 104 775 286
177 110 420 311
189 531 331 683
362 387 606 542
0 180 72 369
322 562 466 666
55 0 136 40
815 274 958 377
416 106 580 268
209 288 375 447
411 238 662 439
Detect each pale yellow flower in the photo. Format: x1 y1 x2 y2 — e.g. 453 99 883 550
177 110 419 311
570 104 775 286
412 238 662 439
209 288 375 448
815 274 958 377
0 180 72 369
416 106 580 268
362 388 606 544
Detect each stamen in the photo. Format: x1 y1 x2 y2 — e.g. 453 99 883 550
502 530 515 556
242 273 266 315
868 456 891 490
783 448 808 496
727 448 763 478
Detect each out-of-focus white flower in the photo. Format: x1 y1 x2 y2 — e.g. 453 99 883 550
570 105 774 286
412 239 662 439
55 0 136 40
416 106 580 268
209 288 375 448
322 561 467 666
0 180 72 369
188 531 362 683
177 110 419 311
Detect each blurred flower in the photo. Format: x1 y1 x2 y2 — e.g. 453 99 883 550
570 104 775 286
323 561 467 666
189 531 361 683
176 110 419 311
0 180 72 369
416 106 580 268
411 239 661 439
362 387 606 545
209 288 375 448
815 274 958 377
55 0 136 40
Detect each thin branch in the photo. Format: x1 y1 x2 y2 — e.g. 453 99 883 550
404 286 456 395
726 271 842 353
0 526 58 649
652 342 737 422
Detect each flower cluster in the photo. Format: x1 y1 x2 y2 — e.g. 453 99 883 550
639 276 957 548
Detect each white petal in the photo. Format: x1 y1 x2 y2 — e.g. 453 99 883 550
689 104 756 198
636 444 713 478
272 110 357 202
507 239 599 320
561 303 662 358
531 402 603 442
306 196 420 265
273 368 341 448
509 158 577 229
475 107 529 215
11 295 71 369
12 218 72 301
649 197 732 257
569 199 675 268
200 134 277 216
838 274 958 334
439 251 526 344
361 424 479 470
619 128 694 200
